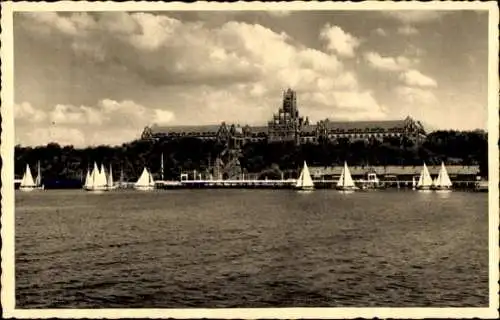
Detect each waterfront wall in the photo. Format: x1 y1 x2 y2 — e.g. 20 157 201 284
308 165 480 179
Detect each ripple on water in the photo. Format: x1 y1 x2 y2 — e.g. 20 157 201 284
15 189 489 308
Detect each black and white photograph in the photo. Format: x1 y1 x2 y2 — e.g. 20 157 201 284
1 1 499 319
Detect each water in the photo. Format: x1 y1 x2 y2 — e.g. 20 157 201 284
15 189 489 308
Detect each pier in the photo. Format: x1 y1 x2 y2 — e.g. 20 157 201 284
154 179 482 190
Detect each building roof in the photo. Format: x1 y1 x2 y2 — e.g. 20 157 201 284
301 124 317 134
308 165 480 176
150 124 221 134
245 126 268 134
322 120 407 131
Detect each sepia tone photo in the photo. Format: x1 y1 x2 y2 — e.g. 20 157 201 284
1 1 499 319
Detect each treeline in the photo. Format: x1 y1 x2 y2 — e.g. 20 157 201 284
14 130 488 181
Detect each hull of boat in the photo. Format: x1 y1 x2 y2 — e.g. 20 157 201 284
416 186 432 191
417 187 432 192
433 187 452 192
84 186 109 192
295 186 315 192
19 186 44 192
134 185 155 191
336 186 358 191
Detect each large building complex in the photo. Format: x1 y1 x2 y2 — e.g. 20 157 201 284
141 88 427 145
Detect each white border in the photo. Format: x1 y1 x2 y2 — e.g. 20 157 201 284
1 1 499 319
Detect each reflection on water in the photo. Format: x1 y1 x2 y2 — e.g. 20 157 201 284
15 189 489 308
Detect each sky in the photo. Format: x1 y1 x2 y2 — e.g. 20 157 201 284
13 9 490 147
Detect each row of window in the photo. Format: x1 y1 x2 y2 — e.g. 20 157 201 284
153 131 416 141
321 128 408 134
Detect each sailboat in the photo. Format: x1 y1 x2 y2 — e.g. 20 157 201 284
19 164 43 192
134 167 155 190
84 162 109 192
295 161 314 191
432 162 453 192
107 164 117 190
416 162 433 191
336 161 358 192
34 161 44 190
84 168 91 189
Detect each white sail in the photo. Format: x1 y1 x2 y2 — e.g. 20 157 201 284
99 165 107 187
135 167 151 187
295 161 314 188
21 164 36 187
148 170 155 187
337 162 355 188
84 169 91 188
435 162 452 187
296 170 304 186
35 161 42 186
108 164 114 187
336 170 344 186
417 162 433 188
95 163 108 187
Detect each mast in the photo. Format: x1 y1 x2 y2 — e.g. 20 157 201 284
161 152 164 181
417 162 433 187
296 161 313 188
108 163 114 187
120 166 124 184
436 162 452 187
37 161 41 186
21 164 36 187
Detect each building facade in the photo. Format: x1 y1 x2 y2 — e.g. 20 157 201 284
141 88 427 145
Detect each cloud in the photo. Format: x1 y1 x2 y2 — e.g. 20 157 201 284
364 52 417 72
20 127 87 148
16 12 392 146
395 86 443 127
383 11 449 24
266 11 291 17
374 28 387 36
396 86 438 105
301 90 387 121
319 23 360 58
14 102 47 123
15 99 175 147
397 25 419 35
400 69 438 87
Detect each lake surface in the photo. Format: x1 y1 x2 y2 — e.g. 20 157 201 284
15 189 489 308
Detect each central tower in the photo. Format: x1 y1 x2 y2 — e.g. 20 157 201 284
267 88 307 144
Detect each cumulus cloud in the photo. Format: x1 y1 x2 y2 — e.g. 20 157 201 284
14 102 47 123
319 23 360 58
395 86 442 126
20 127 87 148
374 28 387 36
301 90 387 121
364 52 417 72
383 11 449 24
397 25 419 35
15 99 175 147
396 86 438 105
16 12 391 146
400 69 437 88
266 10 291 17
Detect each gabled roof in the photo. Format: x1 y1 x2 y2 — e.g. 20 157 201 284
150 124 221 134
322 120 407 131
245 126 268 134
